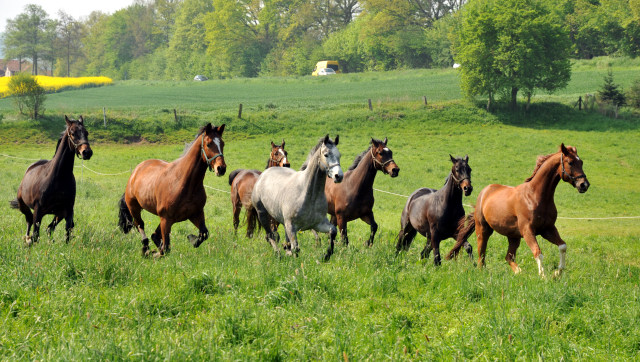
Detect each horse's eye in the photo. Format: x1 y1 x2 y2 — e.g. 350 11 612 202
569 161 574 166
324 153 329 157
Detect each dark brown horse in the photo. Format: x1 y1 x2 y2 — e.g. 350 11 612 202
323 137 399 246
396 155 473 265
450 144 589 277
228 140 290 237
118 123 226 257
10 116 93 245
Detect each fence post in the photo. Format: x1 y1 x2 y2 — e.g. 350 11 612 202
578 96 582 111
103 107 106 128
368 99 372 111
173 108 178 123
238 103 243 118
423 96 427 106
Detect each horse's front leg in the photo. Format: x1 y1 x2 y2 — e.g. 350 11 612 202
283 221 299 256
254 201 280 255
46 216 61 237
188 212 209 248
360 212 378 247
156 218 173 257
64 210 74 243
29 204 44 246
315 219 338 261
541 227 567 277
335 214 349 246
522 227 544 277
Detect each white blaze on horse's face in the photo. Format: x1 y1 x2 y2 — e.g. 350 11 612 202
322 143 343 183
279 149 288 164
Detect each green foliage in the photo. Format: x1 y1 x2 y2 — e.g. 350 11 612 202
599 70 626 107
8 72 46 119
627 78 640 108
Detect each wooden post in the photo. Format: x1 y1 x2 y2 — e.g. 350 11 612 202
103 107 106 128
423 96 427 106
368 99 372 111
238 103 243 118
173 108 178 123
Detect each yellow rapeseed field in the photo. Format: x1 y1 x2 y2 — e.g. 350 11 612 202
0 76 112 97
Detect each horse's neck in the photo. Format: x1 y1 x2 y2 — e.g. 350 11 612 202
349 150 378 193
442 173 462 204
178 135 208 188
302 150 328 203
50 134 76 177
527 153 562 204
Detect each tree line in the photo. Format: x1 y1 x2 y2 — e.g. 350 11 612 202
1 0 639 81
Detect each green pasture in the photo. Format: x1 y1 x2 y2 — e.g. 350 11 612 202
0 63 639 359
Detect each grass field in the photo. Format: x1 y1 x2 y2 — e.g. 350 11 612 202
0 61 639 359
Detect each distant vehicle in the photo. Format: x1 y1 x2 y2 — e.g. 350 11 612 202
194 75 208 81
316 68 336 76
452 63 461 69
312 60 340 76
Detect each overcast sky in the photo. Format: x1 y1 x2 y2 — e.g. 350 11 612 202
1 0 137 32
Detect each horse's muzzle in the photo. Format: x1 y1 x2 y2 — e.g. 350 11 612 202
80 146 93 160
463 185 473 196
577 178 590 193
215 165 227 176
390 167 399 178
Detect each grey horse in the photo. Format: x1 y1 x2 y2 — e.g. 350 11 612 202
252 135 344 261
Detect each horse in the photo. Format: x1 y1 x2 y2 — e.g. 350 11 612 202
322 137 399 247
118 123 226 257
450 144 589 277
396 155 473 265
251 135 343 261
10 115 93 246
228 140 290 238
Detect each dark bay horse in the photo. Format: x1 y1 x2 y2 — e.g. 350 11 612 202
324 137 399 247
228 140 290 237
118 123 226 257
10 116 93 245
252 135 343 261
396 155 473 265
451 144 589 277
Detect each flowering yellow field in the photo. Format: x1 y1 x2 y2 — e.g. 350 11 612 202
0 76 112 97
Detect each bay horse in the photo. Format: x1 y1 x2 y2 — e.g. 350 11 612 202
118 123 226 257
228 140 290 237
10 115 93 245
323 137 399 247
450 144 589 277
396 155 473 265
252 135 343 261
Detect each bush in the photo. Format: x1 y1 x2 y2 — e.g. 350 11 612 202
8 73 47 119
627 78 640 108
598 70 626 108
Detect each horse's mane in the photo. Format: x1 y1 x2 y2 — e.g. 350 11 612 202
182 125 209 156
347 138 383 171
300 137 336 171
525 153 555 182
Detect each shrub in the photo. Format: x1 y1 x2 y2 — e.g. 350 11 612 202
598 70 626 108
626 78 640 108
8 72 47 119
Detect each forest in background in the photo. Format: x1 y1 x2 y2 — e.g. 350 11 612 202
2 0 640 80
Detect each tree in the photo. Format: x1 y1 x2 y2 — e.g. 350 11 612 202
8 72 46 119
4 5 53 75
599 70 626 108
454 0 571 110
57 11 84 77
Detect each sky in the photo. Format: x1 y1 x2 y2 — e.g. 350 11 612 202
1 0 137 33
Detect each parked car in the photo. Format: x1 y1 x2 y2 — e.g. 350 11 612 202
312 60 340 76
316 68 336 76
194 75 208 81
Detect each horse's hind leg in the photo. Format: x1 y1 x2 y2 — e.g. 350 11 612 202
541 227 566 277
360 212 378 247
188 212 209 248
231 195 241 234
254 201 280 254
29 204 45 245
505 237 522 274
46 216 61 237
156 218 173 256
283 221 299 256
150 225 162 249
314 219 338 262
476 221 493 268
128 199 150 257
396 223 417 253
334 214 349 246
16 198 34 241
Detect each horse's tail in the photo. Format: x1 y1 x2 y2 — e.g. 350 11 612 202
9 199 19 209
246 206 258 238
118 194 134 233
446 213 476 260
228 169 243 186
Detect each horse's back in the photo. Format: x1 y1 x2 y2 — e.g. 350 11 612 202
252 166 305 223
231 169 261 207
477 184 519 235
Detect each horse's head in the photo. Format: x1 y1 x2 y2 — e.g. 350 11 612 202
65 115 92 160
270 140 290 168
321 134 343 183
560 143 589 193
450 154 473 196
200 123 226 176
370 137 399 177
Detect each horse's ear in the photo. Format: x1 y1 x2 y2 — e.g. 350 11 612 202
65 115 72 127
281 139 285 148
450 154 457 163
79 115 84 124
323 134 330 145
370 137 378 147
271 141 276 148
383 137 388 145
334 135 339 146
560 143 569 155
464 154 469 162
216 124 225 134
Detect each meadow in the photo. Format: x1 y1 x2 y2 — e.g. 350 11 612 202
0 62 639 359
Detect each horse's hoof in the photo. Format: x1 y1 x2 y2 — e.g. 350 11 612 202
24 236 33 247
188 234 199 247
553 270 563 278
514 267 522 274
323 253 332 262
142 247 151 258
285 249 293 256
153 250 165 258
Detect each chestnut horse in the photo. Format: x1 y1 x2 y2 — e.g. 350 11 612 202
118 123 226 257
450 144 589 277
228 140 290 237
396 155 473 265
10 116 93 245
323 137 399 247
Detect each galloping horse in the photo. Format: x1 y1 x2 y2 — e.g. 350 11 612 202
118 123 226 257
228 140 290 237
451 144 589 277
252 135 343 261
323 137 399 247
10 116 93 245
396 155 473 265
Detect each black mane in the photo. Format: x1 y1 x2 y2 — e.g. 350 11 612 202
300 137 336 171
348 138 384 171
